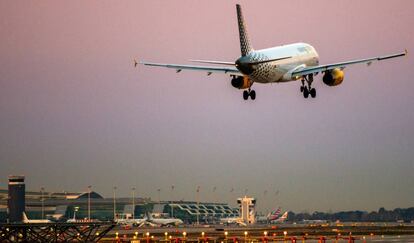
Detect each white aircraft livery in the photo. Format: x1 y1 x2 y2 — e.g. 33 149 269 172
139 4 407 100
23 212 52 224
145 212 183 227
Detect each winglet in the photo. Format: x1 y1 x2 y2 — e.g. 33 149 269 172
134 59 138 68
405 49 408 56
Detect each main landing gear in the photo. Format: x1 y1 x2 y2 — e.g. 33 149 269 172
300 74 316 99
243 88 256 100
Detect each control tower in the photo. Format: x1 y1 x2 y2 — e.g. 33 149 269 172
8 175 25 223
237 196 256 225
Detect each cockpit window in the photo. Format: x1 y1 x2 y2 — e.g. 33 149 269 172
298 47 307 53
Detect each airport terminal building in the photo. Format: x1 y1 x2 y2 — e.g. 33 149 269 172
0 188 239 223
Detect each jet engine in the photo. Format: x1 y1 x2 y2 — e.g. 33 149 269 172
231 76 252 89
322 68 344 86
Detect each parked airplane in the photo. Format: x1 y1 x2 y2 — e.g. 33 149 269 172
219 216 247 226
115 217 148 227
271 211 288 224
145 212 183 226
301 219 328 225
139 4 407 100
256 207 282 223
23 212 52 223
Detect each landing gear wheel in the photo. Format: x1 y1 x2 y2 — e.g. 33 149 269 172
243 90 249 100
303 87 309 98
300 86 304 93
250 90 256 100
310 88 316 98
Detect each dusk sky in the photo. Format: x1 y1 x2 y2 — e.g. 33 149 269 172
1 1 413 213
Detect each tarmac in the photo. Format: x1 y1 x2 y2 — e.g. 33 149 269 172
100 224 414 242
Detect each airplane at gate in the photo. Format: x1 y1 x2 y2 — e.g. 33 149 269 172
139 4 407 100
23 212 52 224
145 212 183 227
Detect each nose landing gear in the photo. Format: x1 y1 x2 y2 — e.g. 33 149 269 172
300 74 316 99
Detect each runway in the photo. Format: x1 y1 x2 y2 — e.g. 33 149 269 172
100 224 414 242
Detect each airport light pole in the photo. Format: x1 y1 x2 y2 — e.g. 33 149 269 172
113 186 117 220
157 188 161 205
74 206 79 220
88 185 92 221
196 186 200 225
132 187 135 219
40 187 45 219
171 185 175 218
212 186 217 203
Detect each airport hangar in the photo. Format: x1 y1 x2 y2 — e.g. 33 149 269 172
0 188 239 223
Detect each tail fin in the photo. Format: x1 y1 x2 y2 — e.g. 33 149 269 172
268 207 282 220
22 212 29 222
236 4 253 56
145 211 153 220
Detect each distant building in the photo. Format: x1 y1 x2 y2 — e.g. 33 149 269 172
237 196 256 224
7 175 25 223
0 187 237 223
159 202 239 224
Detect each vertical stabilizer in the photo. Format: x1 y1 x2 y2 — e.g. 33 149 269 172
22 212 29 222
236 4 253 56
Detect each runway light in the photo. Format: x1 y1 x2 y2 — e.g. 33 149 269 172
151 235 154 239
183 232 187 238
169 235 172 239
224 231 228 237
135 232 139 236
165 232 168 236
264 231 268 236
244 231 248 236
201 232 205 237
146 232 150 237
283 231 288 237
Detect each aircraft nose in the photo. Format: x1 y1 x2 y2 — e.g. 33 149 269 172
235 56 254 75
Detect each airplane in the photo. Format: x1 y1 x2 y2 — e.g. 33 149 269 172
115 216 148 227
271 211 288 224
219 215 247 226
23 212 52 223
301 219 329 225
145 212 183 227
256 207 282 223
139 4 407 100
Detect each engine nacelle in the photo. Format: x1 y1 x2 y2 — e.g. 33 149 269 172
323 68 344 86
231 76 252 89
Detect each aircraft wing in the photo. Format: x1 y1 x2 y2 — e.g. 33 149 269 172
139 61 242 76
292 50 407 77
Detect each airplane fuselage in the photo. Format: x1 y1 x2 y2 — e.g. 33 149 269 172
235 43 319 83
